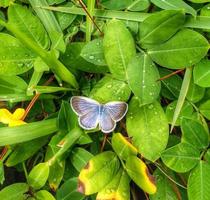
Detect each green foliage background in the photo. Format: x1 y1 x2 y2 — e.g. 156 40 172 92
0 0 210 199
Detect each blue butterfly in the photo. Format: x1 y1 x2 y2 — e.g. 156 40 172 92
70 96 128 133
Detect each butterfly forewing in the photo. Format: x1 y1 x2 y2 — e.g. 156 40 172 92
70 96 100 116
104 102 128 122
70 96 100 130
99 105 116 133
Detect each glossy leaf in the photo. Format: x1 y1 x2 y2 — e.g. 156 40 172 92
139 10 185 46
0 162 4 185
6 137 49 167
0 75 28 101
0 118 57 146
170 68 192 132
29 0 65 52
8 4 49 49
126 97 169 161
125 156 157 194
111 133 138 160
0 33 35 75
150 169 178 200
28 162 50 190
166 100 194 126
199 100 210 120
187 79 205 103
100 0 133 10
181 118 209 150
89 75 131 103
36 190 55 200
70 147 93 172
81 38 107 66
159 68 182 100
188 161 210 200
78 151 120 195
45 132 66 191
127 0 150 11
151 0 196 16
96 169 130 200
56 177 84 200
103 19 136 80
148 29 209 69
193 59 210 87
0 183 29 200
60 42 108 73
127 53 160 105
161 143 200 172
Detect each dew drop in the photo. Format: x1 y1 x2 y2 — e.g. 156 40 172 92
89 55 94 60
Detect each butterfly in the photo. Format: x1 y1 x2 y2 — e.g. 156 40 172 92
70 96 128 133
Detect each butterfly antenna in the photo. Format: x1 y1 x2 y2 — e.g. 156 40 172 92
77 0 103 36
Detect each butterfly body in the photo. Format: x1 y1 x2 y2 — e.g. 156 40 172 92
70 96 128 133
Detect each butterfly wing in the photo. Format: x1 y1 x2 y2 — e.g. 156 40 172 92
70 96 100 130
104 102 128 122
99 106 116 134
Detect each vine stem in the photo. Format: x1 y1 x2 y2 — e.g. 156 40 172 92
158 69 184 81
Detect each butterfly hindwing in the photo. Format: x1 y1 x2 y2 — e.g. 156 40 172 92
104 102 128 122
99 105 116 134
70 96 100 130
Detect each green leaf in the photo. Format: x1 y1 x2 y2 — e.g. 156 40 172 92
0 75 28 101
81 38 107 66
188 161 210 200
186 79 205 103
29 0 65 52
58 101 78 132
89 75 131 103
111 132 138 160
28 162 50 190
78 151 120 195
96 169 130 200
36 190 55 200
103 19 136 80
8 4 49 49
170 68 192 131
0 162 4 185
60 42 108 73
150 168 178 200
56 177 85 200
6 137 49 167
159 68 182 100
55 2 76 30
148 29 209 69
126 97 169 161
0 0 14 7
45 132 65 191
139 10 185 46
166 100 194 126
199 100 210 120
127 53 160 105
193 59 210 87
151 0 196 16
0 118 57 146
100 0 133 10
181 118 209 150
161 143 200 172
125 156 157 194
0 33 35 75
33 86 72 94
70 147 93 172
127 0 150 11
0 183 29 200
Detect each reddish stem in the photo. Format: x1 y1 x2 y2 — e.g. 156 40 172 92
158 69 184 81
